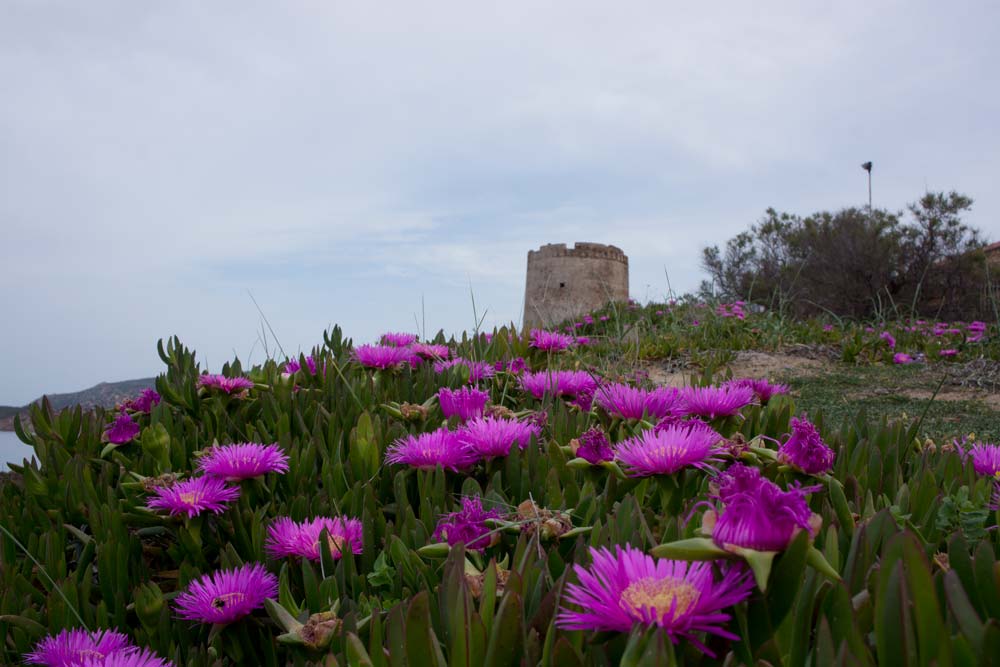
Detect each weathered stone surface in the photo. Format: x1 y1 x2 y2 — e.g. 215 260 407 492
523 242 629 330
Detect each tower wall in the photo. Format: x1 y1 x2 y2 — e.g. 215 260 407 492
523 242 629 330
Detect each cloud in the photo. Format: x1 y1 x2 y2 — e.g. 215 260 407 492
1 0 998 403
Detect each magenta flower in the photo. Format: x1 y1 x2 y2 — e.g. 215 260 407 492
494 357 527 375
458 417 541 459
438 386 490 421
529 329 575 352
614 425 721 477
386 428 476 471
411 343 451 360
879 331 896 349
595 384 681 420
146 476 240 518
708 465 818 552
285 355 318 375
433 358 496 383
380 332 418 347
940 348 959 357
104 412 140 444
265 516 364 561
77 649 173 667
556 545 753 653
969 443 1000 478
575 428 613 464
520 370 598 401
354 344 415 370
893 352 914 365
680 385 755 420
197 442 290 481
174 563 278 625
25 628 133 666
778 416 835 475
725 378 789 405
197 374 254 395
433 496 504 552
121 389 161 413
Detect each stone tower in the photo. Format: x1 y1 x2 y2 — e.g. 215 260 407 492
523 242 629 330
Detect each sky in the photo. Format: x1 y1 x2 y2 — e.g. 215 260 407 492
2 1 999 405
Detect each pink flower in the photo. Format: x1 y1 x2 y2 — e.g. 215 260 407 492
355 344 416 370
595 384 682 420
104 412 140 444
265 516 363 561
25 629 133 666
458 417 541 459
197 442 290 480
940 349 959 357
433 496 504 552
529 329 575 352
777 416 835 475
197 374 254 395
614 425 721 477
411 343 451 360
174 563 278 625
146 476 240 518
556 545 753 653
893 352 914 365
386 428 477 471
680 385 755 420
724 378 789 405
708 465 818 552
380 332 418 347
438 386 490 421
433 358 496 383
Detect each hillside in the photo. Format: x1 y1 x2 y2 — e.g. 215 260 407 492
0 377 156 430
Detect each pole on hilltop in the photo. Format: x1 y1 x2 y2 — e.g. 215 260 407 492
861 161 873 220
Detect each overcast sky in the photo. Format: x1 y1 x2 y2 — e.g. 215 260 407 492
2 1 998 405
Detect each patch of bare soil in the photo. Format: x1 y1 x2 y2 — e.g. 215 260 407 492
866 387 1000 410
646 350 831 387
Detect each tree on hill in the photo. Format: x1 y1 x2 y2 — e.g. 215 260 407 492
701 191 988 320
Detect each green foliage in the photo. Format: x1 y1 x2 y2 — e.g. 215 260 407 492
0 318 998 665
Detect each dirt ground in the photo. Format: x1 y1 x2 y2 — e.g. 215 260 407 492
645 350 1000 409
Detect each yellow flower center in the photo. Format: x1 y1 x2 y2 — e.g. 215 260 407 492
621 577 700 619
179 491 202 505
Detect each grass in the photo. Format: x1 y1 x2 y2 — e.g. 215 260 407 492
780 363 1000 443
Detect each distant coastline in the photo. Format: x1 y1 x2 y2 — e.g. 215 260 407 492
0 377 156 431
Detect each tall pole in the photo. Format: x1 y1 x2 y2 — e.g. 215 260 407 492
861 161 873 220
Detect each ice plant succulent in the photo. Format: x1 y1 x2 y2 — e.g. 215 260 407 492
386 428 476 471
777 416 836 475
197 442 290 481
104 412 140 444
379 332 418 347
529 329 575 352
77 649 174 667
614 424 721 477
354 344 415 370
725 378 789 405
25 628 133 666
969 443 1000 478
458 417 542 459
433 496 504 552
520 370 598 401
574 427 613 464
556 545 753 653
265 516 363 561
433 357 496 383
284 355 318 375
438 386 490 421
174 563 278 625
705 464 819 552
411 342 451 360
197 374 254 395
680 385 755 420
121 388 161 413
595 383 681 420
146 476 240 518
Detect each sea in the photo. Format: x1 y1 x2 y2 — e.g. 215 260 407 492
0 430 35 471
